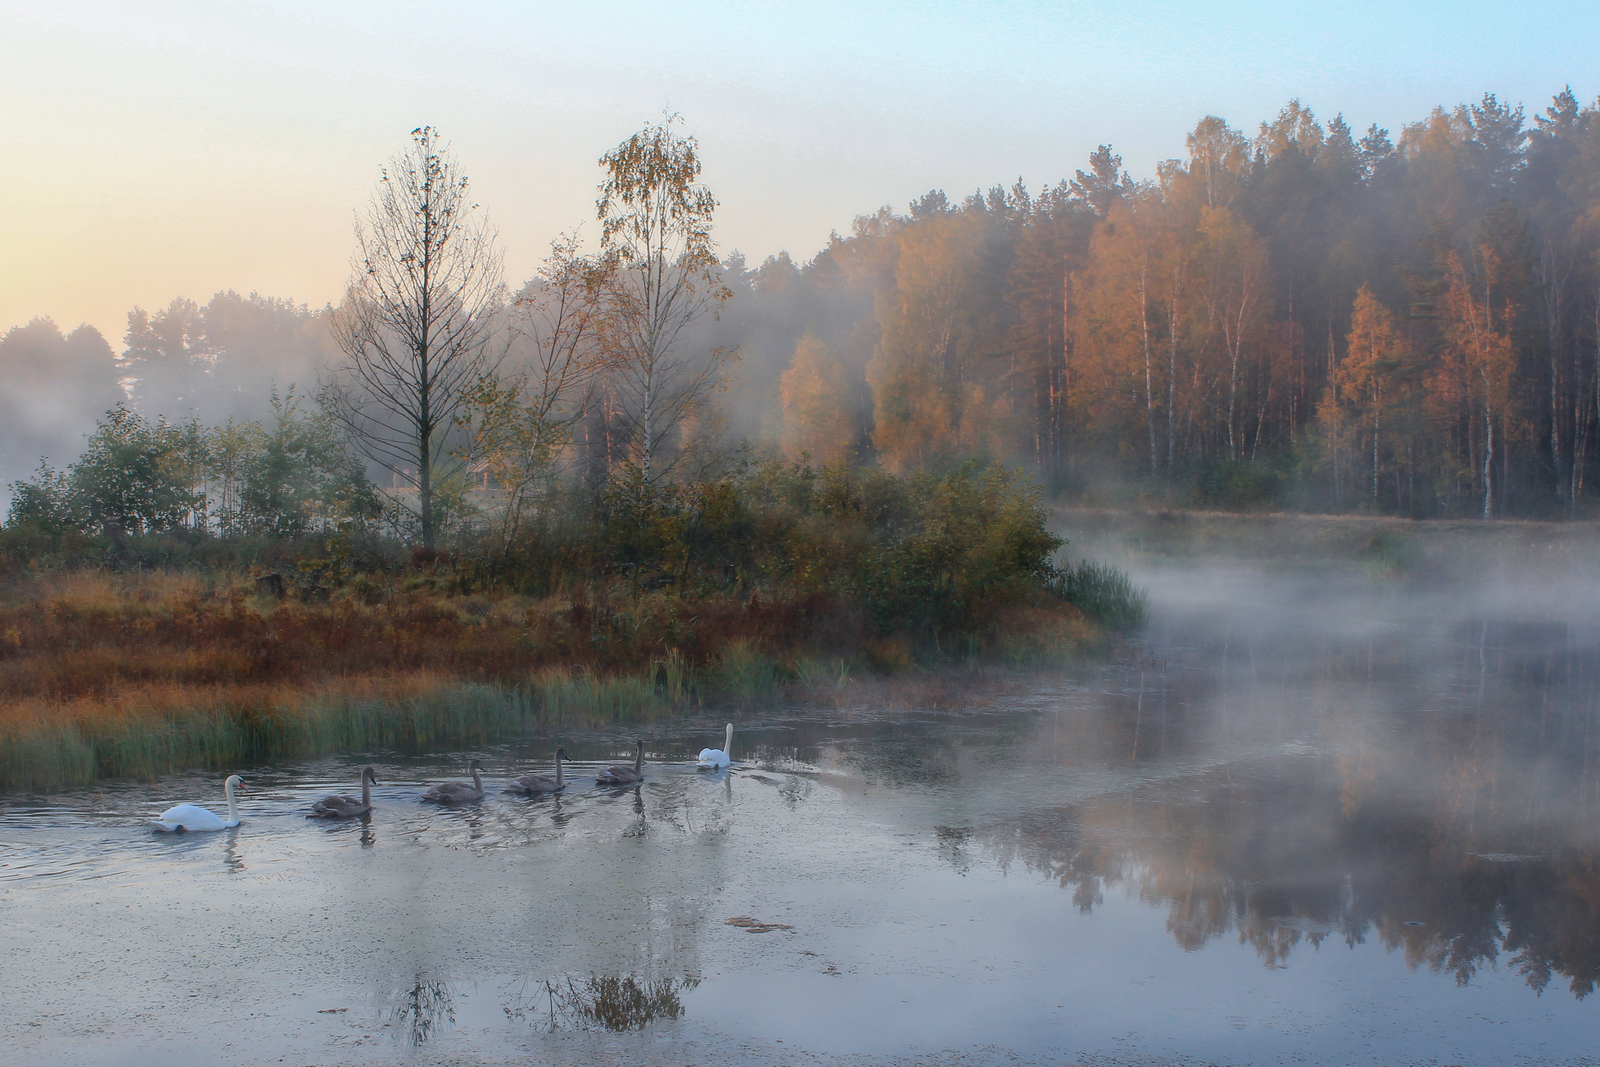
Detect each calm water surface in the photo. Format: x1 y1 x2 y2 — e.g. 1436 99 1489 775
4 554 1600 1065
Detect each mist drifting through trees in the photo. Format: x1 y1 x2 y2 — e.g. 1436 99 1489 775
6 88 1600 519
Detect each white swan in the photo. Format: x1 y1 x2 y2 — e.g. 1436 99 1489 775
697 723 733 769
152 774 246 832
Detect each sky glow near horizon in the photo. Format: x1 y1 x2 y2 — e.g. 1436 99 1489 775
2 0 1595 343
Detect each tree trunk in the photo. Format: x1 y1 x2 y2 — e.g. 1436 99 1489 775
1372 381 1380 512
1483 406 1494 520
1138 256 1156 475
418 245 435 552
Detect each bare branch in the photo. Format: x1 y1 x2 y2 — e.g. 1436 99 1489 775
327 127 505 549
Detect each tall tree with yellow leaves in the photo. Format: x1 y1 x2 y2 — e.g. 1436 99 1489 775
1337 285 1405 509
594 114 734 487
780 330 855 464
867 211 999 470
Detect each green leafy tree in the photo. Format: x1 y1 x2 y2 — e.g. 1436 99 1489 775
223 390 379 537
65 404 205 534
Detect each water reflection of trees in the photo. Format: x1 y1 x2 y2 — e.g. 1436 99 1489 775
387 975 455 1046
988 754 1600 998
986 612 1600 999
503 974 699 1032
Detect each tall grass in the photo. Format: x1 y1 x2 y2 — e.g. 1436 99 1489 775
793 656 853 692
0 671 700 792
531 668 677 726
713 641 785 702
1062 560 1150 631
1362 529 1425 574
0 680 534 791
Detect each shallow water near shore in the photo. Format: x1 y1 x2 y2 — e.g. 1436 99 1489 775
5 538 1600 1065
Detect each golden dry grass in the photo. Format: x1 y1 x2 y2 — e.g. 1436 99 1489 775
0 568 1096 790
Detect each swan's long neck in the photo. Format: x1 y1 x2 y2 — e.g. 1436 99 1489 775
225 779 238 823
361 774 372 807
555 752 563 787
724 723 734 759
634 743 643 773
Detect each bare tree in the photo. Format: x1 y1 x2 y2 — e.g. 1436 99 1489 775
460 234 606 548
329 126 503 551
595 113 735 486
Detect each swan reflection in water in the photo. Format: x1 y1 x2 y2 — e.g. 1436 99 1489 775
504 974 700 1032
547 795 574 829
620 785 646 838
312 810 377 847
388 975 455 1046
222 826 245 873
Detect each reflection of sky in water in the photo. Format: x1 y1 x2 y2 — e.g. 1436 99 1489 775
4 552 1600 1064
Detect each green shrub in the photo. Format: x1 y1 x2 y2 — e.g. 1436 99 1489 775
1362 529 1423 573
1191 458 1284 511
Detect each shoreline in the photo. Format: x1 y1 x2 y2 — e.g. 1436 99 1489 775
0 571 1107 792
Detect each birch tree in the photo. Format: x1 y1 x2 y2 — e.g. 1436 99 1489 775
1441 249 1516 518
595 114 733 486
1199 206 1269 462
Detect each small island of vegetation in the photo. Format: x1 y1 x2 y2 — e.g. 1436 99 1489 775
0 407 1141 790
0 117 1159 792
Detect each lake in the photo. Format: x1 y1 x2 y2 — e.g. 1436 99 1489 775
4 523 1599 1065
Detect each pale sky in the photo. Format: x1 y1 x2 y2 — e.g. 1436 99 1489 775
2 0 1595 342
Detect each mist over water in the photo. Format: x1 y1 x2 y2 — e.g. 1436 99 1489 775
3 519 1599 1065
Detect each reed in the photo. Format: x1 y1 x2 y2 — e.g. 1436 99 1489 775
793 656 854 693
0 663 719 791
713 641 785 702
0 482 1119 790
530 667 676 726
1062 560 1150 631
0 677 542 791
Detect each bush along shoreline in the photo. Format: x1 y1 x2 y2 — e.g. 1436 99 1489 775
0 459 1148 792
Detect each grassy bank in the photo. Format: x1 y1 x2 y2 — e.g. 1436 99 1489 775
0 570 1109 792
0 463 1154 791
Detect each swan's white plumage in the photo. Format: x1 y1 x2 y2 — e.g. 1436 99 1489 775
152 774 244 832
697 723 734 769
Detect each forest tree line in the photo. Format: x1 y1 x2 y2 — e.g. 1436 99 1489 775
747 88 1600 517
5 89 1600 521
